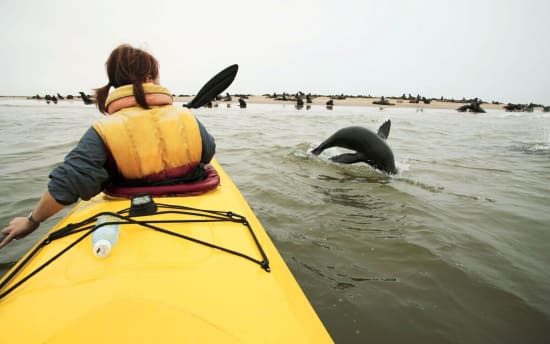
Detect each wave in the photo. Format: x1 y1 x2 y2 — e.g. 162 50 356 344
521 142 550 153
0 140 77 157
494 111 550 119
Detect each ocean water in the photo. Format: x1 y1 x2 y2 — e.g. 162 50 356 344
1 98 549 343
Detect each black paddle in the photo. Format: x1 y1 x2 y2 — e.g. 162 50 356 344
184 64 239 109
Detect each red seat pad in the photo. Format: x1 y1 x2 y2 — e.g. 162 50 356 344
104 164 220 198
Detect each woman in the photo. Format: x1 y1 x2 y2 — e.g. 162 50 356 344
0 44 216 249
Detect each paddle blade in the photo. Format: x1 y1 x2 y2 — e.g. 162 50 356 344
186 64 239 108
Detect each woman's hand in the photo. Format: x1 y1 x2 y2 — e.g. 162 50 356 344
0 216 40 249
0 192 64 250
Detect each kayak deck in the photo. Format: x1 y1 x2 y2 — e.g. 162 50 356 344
0 160 332 343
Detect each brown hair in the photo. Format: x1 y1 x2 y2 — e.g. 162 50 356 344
95 44 159 114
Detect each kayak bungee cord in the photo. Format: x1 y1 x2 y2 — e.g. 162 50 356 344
0 225 95 300
0 203 270 301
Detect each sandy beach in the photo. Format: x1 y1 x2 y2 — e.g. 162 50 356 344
174 95 510 111
5 94 544 111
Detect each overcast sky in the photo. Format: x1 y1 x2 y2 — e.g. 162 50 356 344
1 0 549 105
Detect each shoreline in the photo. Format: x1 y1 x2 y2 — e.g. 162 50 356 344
2 95 547 111
174 95 511 111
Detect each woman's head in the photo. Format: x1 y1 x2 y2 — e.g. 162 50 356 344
95 44 160 114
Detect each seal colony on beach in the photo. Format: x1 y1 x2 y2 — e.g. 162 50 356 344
23 91 547 112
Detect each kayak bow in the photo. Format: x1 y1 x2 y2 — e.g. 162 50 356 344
0 159 332 343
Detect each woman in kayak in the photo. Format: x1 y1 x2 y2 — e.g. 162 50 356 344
0 44 216 249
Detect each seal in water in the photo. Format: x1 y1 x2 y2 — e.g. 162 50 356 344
311 120 397 174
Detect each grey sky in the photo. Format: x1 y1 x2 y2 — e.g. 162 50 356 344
1 0 549 105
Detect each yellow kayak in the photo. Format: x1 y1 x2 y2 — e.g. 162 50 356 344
0 159 332 343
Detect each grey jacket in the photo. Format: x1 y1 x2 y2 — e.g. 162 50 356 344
48 120 216 205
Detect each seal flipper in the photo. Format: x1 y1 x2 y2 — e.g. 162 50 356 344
311 142 329 156
311 146 323 156
377 120 391 139
330 153 363 164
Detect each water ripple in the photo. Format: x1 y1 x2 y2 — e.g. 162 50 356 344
2 101 550 343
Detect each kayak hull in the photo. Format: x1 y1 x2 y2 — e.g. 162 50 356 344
0 160 332 343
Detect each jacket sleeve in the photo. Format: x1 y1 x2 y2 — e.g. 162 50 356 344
197 119 216 163
48 127 110 205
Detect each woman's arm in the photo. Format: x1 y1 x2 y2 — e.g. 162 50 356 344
48 127 110 204
197 120 216 163
0 191 64 249
0 127 110 250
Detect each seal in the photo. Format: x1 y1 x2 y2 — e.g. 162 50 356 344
311 120 397 174
456 98 486 113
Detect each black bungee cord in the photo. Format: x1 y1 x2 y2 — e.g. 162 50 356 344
0 203 270 301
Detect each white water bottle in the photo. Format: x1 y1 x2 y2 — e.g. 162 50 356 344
92 215 120 258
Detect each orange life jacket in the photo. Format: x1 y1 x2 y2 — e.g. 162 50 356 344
93 84 203 182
